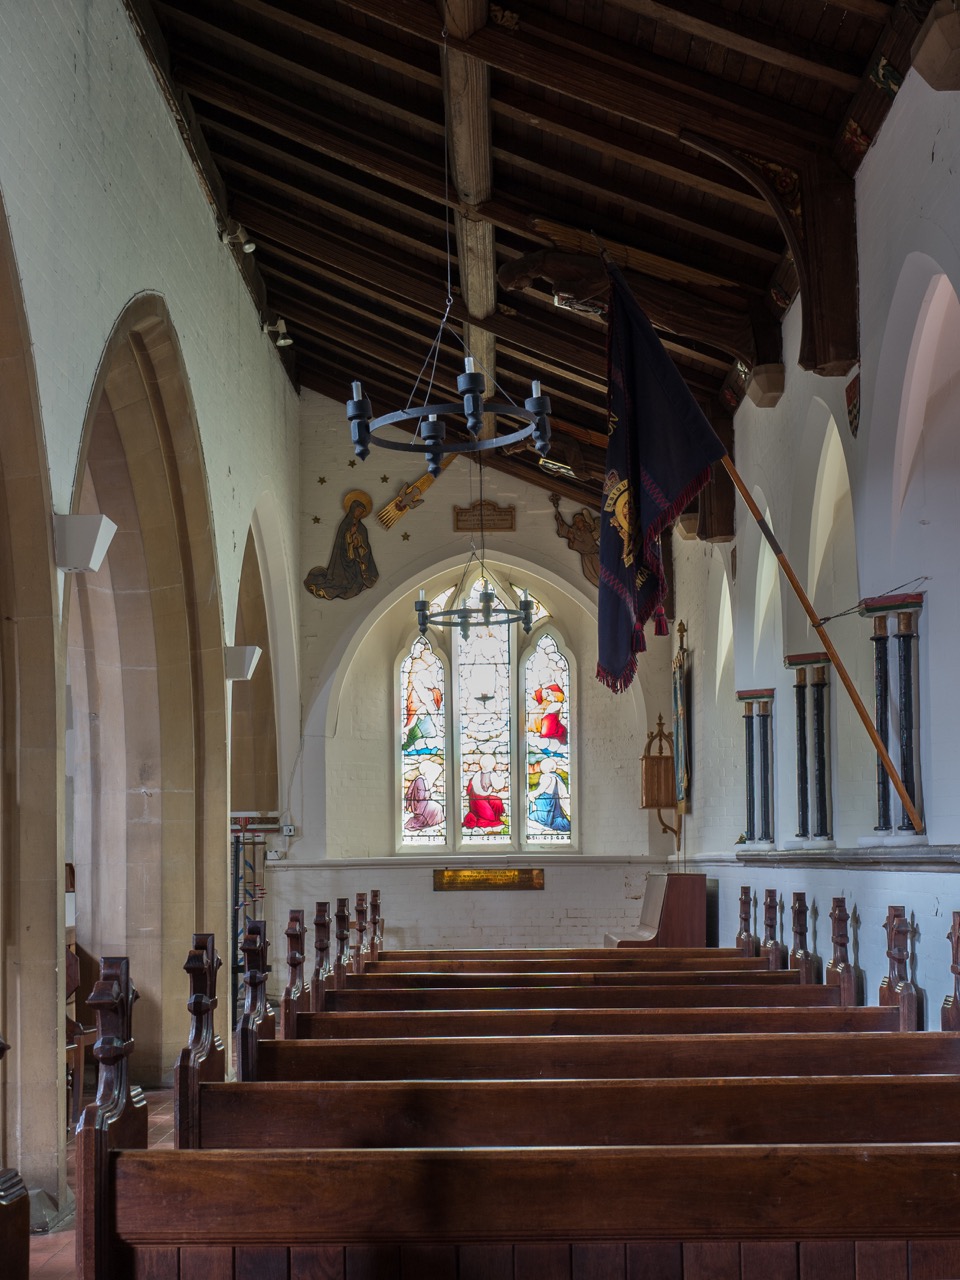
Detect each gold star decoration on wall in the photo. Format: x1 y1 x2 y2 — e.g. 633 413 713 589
348 459 357 468
401 531 411 541
312 515 321 524
317 475 327 485
380 474 390 483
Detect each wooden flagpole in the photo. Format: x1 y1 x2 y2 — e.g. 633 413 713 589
721 455 924 835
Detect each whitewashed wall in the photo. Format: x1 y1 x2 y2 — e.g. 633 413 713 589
673 70 960 1025
267 857 659 956
0 0 301 633
289 388 677 862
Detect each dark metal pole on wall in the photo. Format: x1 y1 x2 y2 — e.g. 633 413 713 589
896 610 919 831
871 615 892 832
811 665 831 839
757 699 773 843
794 668 809 839
743 701 756 842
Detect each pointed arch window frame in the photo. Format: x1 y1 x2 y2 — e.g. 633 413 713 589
396 572 578 854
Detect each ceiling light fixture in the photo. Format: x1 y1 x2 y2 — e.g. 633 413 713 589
414 461 533 637
221 221 256 253
263 317 293 347
346 36 551 479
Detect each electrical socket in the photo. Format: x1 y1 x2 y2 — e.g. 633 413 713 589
265 848 284 861
281 823 296 837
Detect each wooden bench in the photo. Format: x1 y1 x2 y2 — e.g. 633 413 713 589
367 951 759 972
0 1035 29 1280
172 946 923 1152
181 1073 960 1149
80 975 960 1280
242 1028 959 1082
293 1003 901 1038
85 897 950 1280
603 871 707 947
321 980 846 1012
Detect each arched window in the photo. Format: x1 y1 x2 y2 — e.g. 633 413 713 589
398 576 575 851
400 636 447 847
524 632 572 843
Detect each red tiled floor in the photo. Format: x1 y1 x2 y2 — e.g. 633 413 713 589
30 1086 174 1280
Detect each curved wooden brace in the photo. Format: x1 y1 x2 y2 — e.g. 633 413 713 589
682 134 858 377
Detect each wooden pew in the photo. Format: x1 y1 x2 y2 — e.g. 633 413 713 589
880 903 918 1030
322 979 844 1013
789 890 818 983
308 900 335 1011
736 883 759 956
0 1034 29 1280
175 938 920 1146
294 1004 901 1039
242 1028 960 1082
82 982 960 1280
342 965 797 987
278 908 311 1039
381 945 743 961
369 887 383 961
367 952 766 973
942 910 960 1030
94 1141 960 1280
603 871 707 946
759 888 788 969
172 933 224 1151
183 1073 960 1149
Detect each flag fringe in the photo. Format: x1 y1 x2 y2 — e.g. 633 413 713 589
596 657 638 693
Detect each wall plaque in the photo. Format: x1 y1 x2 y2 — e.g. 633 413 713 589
453 499 516 532
433 868 545 891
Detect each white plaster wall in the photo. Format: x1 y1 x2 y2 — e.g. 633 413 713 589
0 0 301 637
671 538 745 854
670 70 960 1021
855 72 960 845
291 388 677 862
704 861 960 1030
267 857 658 957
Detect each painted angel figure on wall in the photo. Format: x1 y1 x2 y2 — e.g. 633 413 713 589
550 492 600 586
304 489 378 600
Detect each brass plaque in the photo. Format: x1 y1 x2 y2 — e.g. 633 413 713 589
453 499 516 532
433 868 545 891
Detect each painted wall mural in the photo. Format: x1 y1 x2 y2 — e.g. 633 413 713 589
304 489 378 600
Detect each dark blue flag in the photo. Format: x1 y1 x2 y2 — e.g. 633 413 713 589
597 262 727 692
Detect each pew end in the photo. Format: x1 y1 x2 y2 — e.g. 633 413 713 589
604 872 706 947
0 1036 28 1280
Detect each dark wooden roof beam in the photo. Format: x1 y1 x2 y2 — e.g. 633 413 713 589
492 90 772 218
159 0 442 90
341 0 835 154
491 142 783 265
594 0 865 93
239 206 610 380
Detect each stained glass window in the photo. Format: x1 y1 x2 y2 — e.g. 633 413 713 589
511 585 548 626
399 580 574 850
458 580 512 844
524 633 572 843
400 636 447 846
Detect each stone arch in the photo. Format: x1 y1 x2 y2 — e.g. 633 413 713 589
880 268 960 843
734 484 783 687
66 294 227 1084
860 252 951 574
0 191 64 1207
231 526 280 822
299 553 648 858
786 407 871 842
